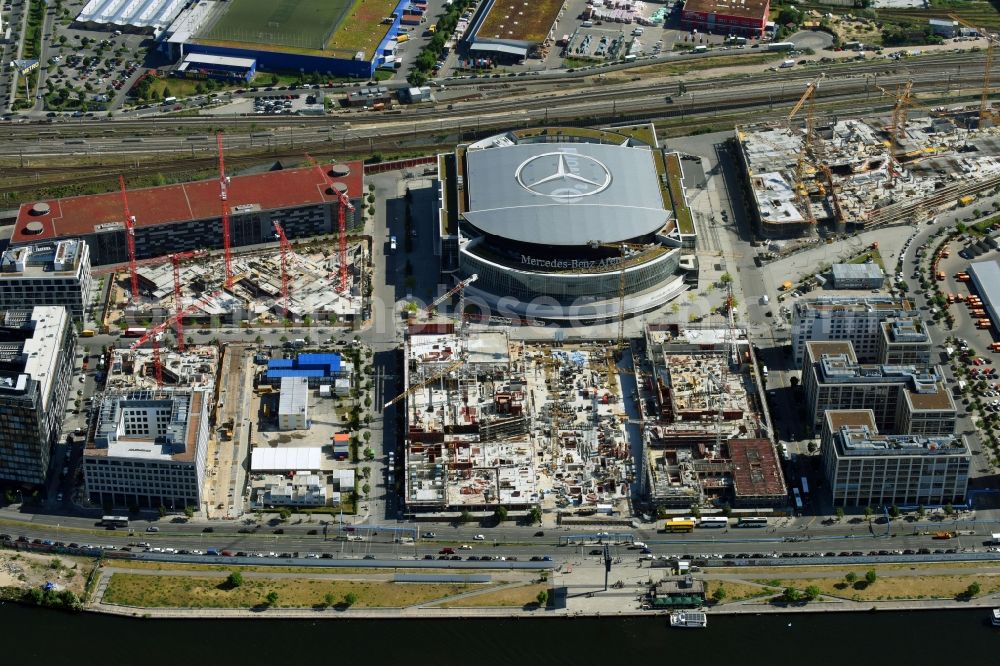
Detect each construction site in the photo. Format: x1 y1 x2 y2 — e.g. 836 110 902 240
636 324 785 509
738 73 1000 238
112 240 367 326
399 320 635 517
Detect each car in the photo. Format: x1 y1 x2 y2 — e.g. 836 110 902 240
202 527 214 533
473 534 485 540
145 526 159 532
640 547 652 554
423 554 434 560
321 553 334 559
467 555 479 561
459 544 472 550
542 556 552 561
534 531 545 537
450 555 462 560
273 528 284 534
422 532 436 538
589 549 603 555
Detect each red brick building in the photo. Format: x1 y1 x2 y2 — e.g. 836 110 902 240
681 0 770 37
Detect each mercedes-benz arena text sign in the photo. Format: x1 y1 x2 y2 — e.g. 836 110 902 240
515 151 612 201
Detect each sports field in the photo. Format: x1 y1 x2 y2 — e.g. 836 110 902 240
199 0 356 51
195 0 400 58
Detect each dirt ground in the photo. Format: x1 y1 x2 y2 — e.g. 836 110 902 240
0 549 92 595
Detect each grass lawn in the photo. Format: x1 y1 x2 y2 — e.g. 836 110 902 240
755 573 1000 601
478 0 562 43
437 582 550 608
848 247 885 270
103 573 488 608
606 53 781 79
662 152 694 235
707 581 773 603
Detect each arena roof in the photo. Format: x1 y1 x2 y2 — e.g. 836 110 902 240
12 163 363 245
463 142 669 246
77 0 187 30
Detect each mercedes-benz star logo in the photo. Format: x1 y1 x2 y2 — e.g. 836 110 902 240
515 151 612 199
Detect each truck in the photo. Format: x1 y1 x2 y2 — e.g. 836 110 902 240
692 44 707 53
767 41 795 51
80 329 96 337
292 338 306 348
959 195 975 206
780 59 795 68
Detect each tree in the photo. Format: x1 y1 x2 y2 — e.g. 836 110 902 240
344 591 358 607
944 503 955 516
889 505 901 520
278 507 292 521
460 510 473 523
494 505 508 523
966 582 981 598
845 572 857 585
265 591 279 607
916 505 926 519
719 272 733 285
689 504 702 519
783 587 801 602
804 585 821 600
183 506 194 519
323 592 336 607
835 507 845 522
158 504 167 517
162 85 172 99
536 589 548 607
863 506 874 521
712 586 727 603
226 571 244 588
865 570 878 586
528 507 543 524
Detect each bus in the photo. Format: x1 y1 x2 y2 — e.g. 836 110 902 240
123 327 147 338
792 488 803 510
698 517 729 528
800 476 810 495
101 515 129 528
665 518 696 533
737 517 768 528
80 329 96 337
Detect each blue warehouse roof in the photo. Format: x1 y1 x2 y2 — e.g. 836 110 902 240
266 353 342 380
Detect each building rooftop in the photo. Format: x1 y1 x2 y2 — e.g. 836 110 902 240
0 240 87 276
970 260 1000 310
77 0 186 29
834 425 969 457
250 447 322 471
728 438 786 499
795 295 911 315
87 388 208 463
278 376 309 420
805 340 857 362
180 53 256 68
463 140 669 246
825 409 878 432
683 0 770 20
0 307 68 411
12 162 363 245
832 262 885 282
881 317 930 344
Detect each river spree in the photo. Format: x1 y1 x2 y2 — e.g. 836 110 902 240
1 603 994 664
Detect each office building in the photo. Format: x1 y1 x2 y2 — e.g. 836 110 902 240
0 240 93 320
0 307 76 485
802 341 955 436
791 296 912 367
821 410 970 507
877 317 933 366
83 387 210 510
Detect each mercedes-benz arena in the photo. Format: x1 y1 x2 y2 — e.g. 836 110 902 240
437 126 695 321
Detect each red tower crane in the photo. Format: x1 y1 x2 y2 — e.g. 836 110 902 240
130 290 224 383
216 133 234 289
118 175 139 302
304 154 354 294
272 221 291 320
168 250 206 352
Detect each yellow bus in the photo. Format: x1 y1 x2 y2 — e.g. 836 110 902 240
80 329 96 337
665 519 696 533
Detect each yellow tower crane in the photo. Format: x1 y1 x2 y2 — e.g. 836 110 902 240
949 14 994 125
382 357 465 410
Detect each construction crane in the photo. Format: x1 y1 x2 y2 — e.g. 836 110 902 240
588 241 650 350
382 357 465 410
272 221 291 321
787 76 825 227
876 80 915 188
424 274 478 317
949 14 994 125
305 153 354 294
216 133 234 289
128 291 221 385
168 250 206 352
118 175 139 303
821 164 845 226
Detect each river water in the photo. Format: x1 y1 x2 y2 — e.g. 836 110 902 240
1 604 995 663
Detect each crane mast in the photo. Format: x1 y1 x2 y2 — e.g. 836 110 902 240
216 133 234 289
118 175 139 302
273 222 291 321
